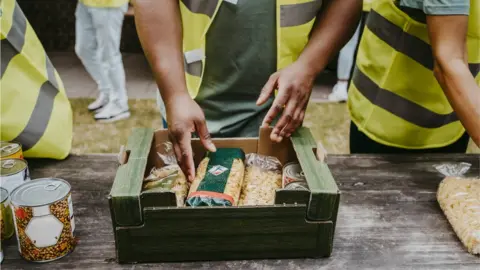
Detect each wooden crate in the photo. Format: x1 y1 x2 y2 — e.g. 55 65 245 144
108 127 340 263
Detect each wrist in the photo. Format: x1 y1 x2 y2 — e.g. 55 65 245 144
163 91 192 109
294 57 321 80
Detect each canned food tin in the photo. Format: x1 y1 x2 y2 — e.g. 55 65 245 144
1 187 15 241
0 142 23 160
10 178 76 262
282 162 307 189
0 159 30 193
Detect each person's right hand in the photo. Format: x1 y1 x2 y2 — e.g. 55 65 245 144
165 94 216 182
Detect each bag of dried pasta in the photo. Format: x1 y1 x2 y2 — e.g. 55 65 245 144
187 148 245 207
143 165 189 207
435 162 480 255
239 153 282 206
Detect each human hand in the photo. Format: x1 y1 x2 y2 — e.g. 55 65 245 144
165 94 216 181
257 61 315 142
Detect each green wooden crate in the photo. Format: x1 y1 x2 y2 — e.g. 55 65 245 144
108 127 340 263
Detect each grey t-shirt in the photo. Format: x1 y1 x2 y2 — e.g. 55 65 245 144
399 0 470 15
194 0 276 138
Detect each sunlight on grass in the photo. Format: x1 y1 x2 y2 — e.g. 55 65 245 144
70 99 479 154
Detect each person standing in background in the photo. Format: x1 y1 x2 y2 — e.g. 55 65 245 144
328 0 377 102
327 24 361 102
75 0 130 122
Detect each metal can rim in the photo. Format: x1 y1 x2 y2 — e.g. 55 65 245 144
283 162 306 179
0 187 8 204
0 158 28 176
10 178 71 207
0 142 21 158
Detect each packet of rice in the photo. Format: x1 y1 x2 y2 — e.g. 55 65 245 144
434 162 480 255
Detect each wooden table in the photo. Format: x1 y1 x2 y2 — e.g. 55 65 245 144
2 154 479 269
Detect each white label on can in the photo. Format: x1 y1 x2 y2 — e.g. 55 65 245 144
68 195 75 234
1 168 28 193
26 209 64 248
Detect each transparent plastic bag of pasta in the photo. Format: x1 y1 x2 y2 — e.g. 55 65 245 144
434 162 480 255
187 148 245 207
143 165 189 207
239 153 282 206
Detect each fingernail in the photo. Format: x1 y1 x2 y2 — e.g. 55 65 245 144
209 141 217 152
286 133 291 137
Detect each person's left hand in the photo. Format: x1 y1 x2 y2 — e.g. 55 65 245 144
257 61 315 142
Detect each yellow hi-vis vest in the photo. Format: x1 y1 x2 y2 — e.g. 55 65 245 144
363 0 378 12
348 0 480 149
179 0 323 99
1 0 73 159
80 0 129 8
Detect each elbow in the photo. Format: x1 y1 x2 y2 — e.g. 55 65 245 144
432 55 467 88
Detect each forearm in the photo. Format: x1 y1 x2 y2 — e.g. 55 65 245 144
134 0 189 105
434 59 480 146
297 0 362 76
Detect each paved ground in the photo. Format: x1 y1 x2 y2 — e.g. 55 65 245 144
49 52 335 101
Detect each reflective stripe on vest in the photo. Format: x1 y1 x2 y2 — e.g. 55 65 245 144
80 0 129 8
348 0 479 149
180 0 322 98
1 0 72 158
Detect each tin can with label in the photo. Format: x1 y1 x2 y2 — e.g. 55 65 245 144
1 187 15 241
10 178 76 262
282 162 308 190
0 159 30 193
0 142 23 160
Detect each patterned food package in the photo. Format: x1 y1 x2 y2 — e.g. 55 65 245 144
435 163 480 255
143 165 189 207
142 142 189 207
187 148 245 207
239 153 282 206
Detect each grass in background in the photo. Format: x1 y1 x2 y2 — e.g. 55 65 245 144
70 99 479 154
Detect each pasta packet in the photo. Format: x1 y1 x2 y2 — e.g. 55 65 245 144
239 153 282 206
143 142 189 206
434 162 480 255
187 148 245 207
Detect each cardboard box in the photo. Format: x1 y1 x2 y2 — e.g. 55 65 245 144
109 127 340 263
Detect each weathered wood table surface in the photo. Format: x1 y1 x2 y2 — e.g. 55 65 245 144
2 154 479 269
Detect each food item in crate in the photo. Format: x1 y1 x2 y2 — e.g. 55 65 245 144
143 165 189 206
10 178 76 262
282 162 309 190
187 148 245 207
437 176 480 255
239 153 282 206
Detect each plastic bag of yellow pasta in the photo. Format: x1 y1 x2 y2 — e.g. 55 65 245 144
435 162 480 255
239 153 282 206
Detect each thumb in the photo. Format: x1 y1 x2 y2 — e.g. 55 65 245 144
195 118 216 152
257 73 278 106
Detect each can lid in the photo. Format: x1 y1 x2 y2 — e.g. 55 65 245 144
284 163 306 180
0 159 27 176
10 178 71 207
0 187 8 203
0 141 21 157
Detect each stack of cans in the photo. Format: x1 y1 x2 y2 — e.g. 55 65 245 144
282 162 309 191
0 142 76 263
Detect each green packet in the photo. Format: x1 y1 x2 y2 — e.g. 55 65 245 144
187 148 245 207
